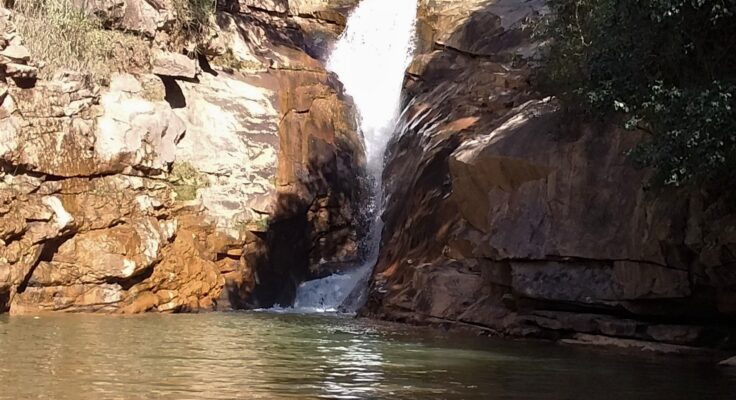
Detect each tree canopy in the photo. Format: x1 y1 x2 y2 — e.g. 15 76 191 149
541 0 736 188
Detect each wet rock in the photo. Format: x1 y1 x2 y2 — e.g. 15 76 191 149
561 334 709 356
645 325 704 346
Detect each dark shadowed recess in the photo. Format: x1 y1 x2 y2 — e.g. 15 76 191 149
248 136 368 308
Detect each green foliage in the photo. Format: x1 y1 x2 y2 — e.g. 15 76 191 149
169 162 208 201
233 214 270 234
539 0 736 187
254 215 270 232
11 0 150 83
248 215 270 232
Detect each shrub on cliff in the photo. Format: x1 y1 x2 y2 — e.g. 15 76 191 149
540 0 736 188
171 0 216 53
10 0 150 83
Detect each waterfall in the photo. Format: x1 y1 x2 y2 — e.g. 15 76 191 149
327 0 419 171
290 0 418 313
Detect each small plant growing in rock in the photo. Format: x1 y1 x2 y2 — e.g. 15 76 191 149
234 213 270 234
252 215 270 232
169 161 208 202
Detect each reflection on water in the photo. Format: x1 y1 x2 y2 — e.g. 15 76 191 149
1 312 735 399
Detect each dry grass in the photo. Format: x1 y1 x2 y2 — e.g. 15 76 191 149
170 0 216 53
11 0 151 84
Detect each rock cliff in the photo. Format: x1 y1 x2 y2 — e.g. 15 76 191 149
365 0 736 351
0 0 366 314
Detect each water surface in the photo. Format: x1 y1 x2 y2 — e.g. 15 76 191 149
1 312 735 399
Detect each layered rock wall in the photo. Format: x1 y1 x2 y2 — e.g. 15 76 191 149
0 0 366 314
366 0 736 351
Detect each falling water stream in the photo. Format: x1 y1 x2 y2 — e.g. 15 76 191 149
290 0 418 312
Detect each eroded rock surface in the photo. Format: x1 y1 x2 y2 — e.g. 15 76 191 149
0 2 366 314
365 0 736 352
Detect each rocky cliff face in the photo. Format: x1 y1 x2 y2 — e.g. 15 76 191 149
0 0 366 314
366 0 736 351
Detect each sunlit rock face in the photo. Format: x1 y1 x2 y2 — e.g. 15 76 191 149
287 0 359 58
365 0 736 351
0 2 366 314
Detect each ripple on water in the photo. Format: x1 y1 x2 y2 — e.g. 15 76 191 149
1 313 736 400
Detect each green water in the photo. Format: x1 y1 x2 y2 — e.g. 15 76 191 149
1 312 735 399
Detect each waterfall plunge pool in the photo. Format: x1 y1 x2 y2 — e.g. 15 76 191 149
2 312 736 399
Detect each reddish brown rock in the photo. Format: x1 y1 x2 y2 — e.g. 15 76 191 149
0 4 366 314
363 0 736 352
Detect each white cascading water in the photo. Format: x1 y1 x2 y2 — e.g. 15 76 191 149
289 0 418 313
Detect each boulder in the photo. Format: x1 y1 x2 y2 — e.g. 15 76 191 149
0 45 31 62
10 284 126 314
288 0 357 23
122 0 174 37
173 72 281 235
152 52 200 79
1 72 104 176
